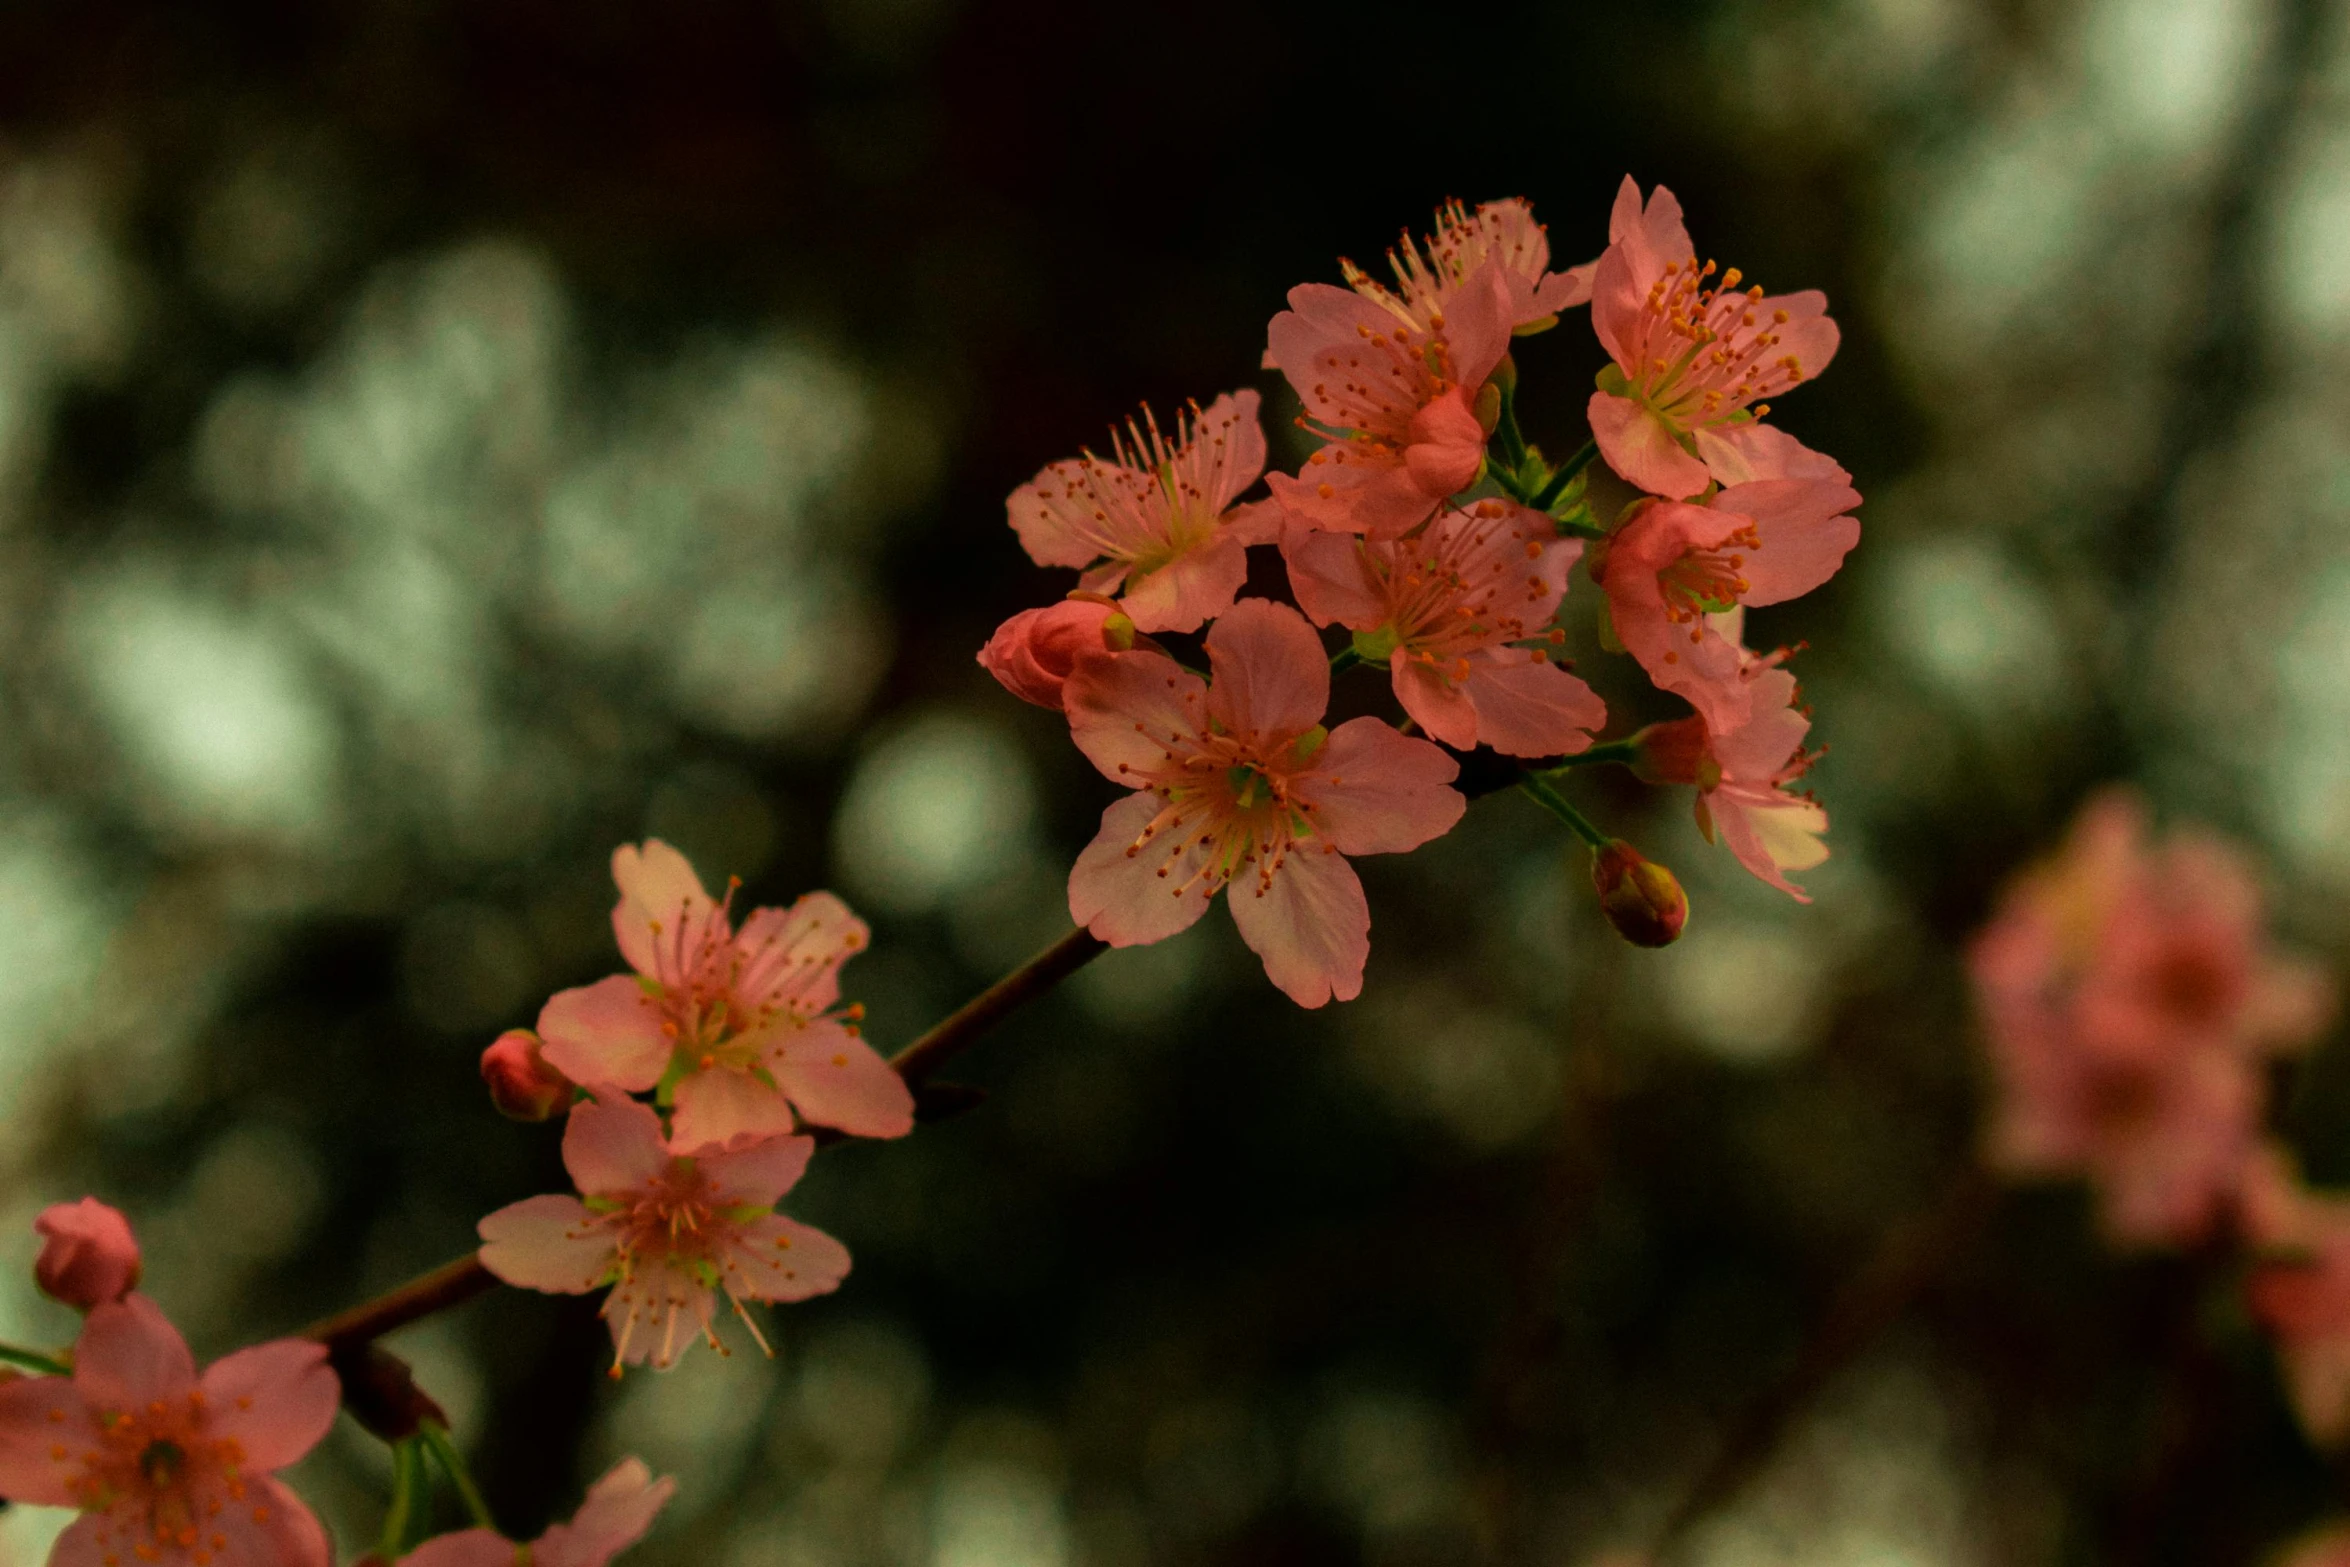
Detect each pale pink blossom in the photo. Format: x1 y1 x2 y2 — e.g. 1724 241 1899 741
1632 653 1828 900
1062 598 1464 1007
2242 1147 2350 1446
0 1293 338 1567
33 1198 141 1310
1586 177 1842 499
1339 197 1595 334
1007 391 1279 634
478 1096 850 1371
1970 791 2336 1248
976 597 1139 712
404 1458 675 1567
535 842 911 1154
1596 475 1860 734
1263 257 1511 539
1283 499 1605 757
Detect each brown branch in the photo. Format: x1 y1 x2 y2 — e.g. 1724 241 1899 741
302 924 1109 1361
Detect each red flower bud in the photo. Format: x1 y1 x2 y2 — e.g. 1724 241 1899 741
482 1029 574 1122
34 1197 141 1310
976 598 1137 711
1592 841 1688 948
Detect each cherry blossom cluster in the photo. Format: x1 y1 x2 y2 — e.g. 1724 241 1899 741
979 179 1861 1003
0 1199 674 1567
1971 791 2350 1454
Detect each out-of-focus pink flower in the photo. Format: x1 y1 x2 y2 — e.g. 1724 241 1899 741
1632 653 1828 900
535 842 911 1154
0 1294 338 1567
479 1096 850 1371
33 1198 141 1310
976 597 1139 711
2281 1527 2350 1567
1284 499 1605 757
1591 841 1687 947
1062 599 1464 1007
1263 258 1511 539
2243 1147 2350 1447
482 1029 575 1123
1596 475 1860 734
1007 391 1279 634
1586 176 1842 499
1340 197 1595 334
405 1458 675 1567
1970 791 2336 1249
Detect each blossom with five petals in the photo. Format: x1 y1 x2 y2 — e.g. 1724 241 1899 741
1969 791 2335 1248
1007 390 1279 635
1263 257 1511 539
1586 176 1841 499
405 1458 675 1567
1062 599 1464 1007
0 1293 338 1567
1283 499 1605 757
1339 197 1595 335
1632 650 1828 899
478 1095 851 1371
1596 474 1860 734
2242 1147 2350 1447
535 841 912 1154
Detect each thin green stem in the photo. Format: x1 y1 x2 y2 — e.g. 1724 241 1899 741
1541 739 1640 772
420 1422 498 1532
0 1343 70 1377
1517 774 1610 851
1547 438 1599 493
379 1438 430 1560
1329 645 1366 676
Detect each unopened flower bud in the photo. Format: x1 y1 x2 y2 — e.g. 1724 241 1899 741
34 1197 140 1310
482 1029 574 1122
977 597 1131 711
1592 841 1688 948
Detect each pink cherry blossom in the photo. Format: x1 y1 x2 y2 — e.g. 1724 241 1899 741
478 1096 851 1371
535 841 912 1154
34 1198 141 1310
1061 598 1464 1007
1339 197 1595 334
1632 653 1828 900
1006 390 1279 635
2242 1148 2350 1446
1969 791 2335 1249
481 1029 575 1123
2280 1528 2350 1567
977 597 1138 711
1283 499 1605 757
0 1293 338 1567
1596 475 1860 734
404 1458 675 1567
1586 176 1842 499
1263 256 1511 539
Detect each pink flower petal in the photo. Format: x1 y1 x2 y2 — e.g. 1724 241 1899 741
1709 668 1810 782
1120 534 1249 635
1401 387 1487 500
1226 842 1370 1008
1438 262 1513 394
732 892 868 1018
1203 600 1327 742
73 1294 195 1414
1281 526 1387 630
197 1340 338 1471
1587 391 1709 499
604 1257 716 1370
668 1067 797 1155
610 840 719 981
1461 656 1608 758
0 1375 94 1505
696 1133 816 1210
1691 421 1847 486
1390 656 1481 750
1708 786 1828 901
766 1021 915 1140
1304 718 1465 856
1763 288 1840 381
1006 457 1151 570
1190 389 1269 513
540 1459 678 1567
1069 793 1222 947
1712 477 1863 606
1063 648 1207 786
724 1214 854 1304
243 1472 335 1567
478 1195 616 1294
1265 459 1442 539
561 1096 672 1197
538 976 671 1094
402 1530 513 1567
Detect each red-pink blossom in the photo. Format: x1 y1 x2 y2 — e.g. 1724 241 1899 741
405 1458 675 1567
976 598 1137 712
1263 258 1511 539
1591 841 1687 948
1007 391 1279 634
33 1198 141 1310
1339 197 1595 334
2243 1148 2350 1446
0 1293 338 1567
1597 475 1860 734
2280 1528 2350 1567
1633 653 1828 900
535 841 912 1154
1586 177 1842 499
481 1029 575 1122
1283 499 1605 757
1970 791 2335 1248
479 1096 850 1371
1062 599 1464 1008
